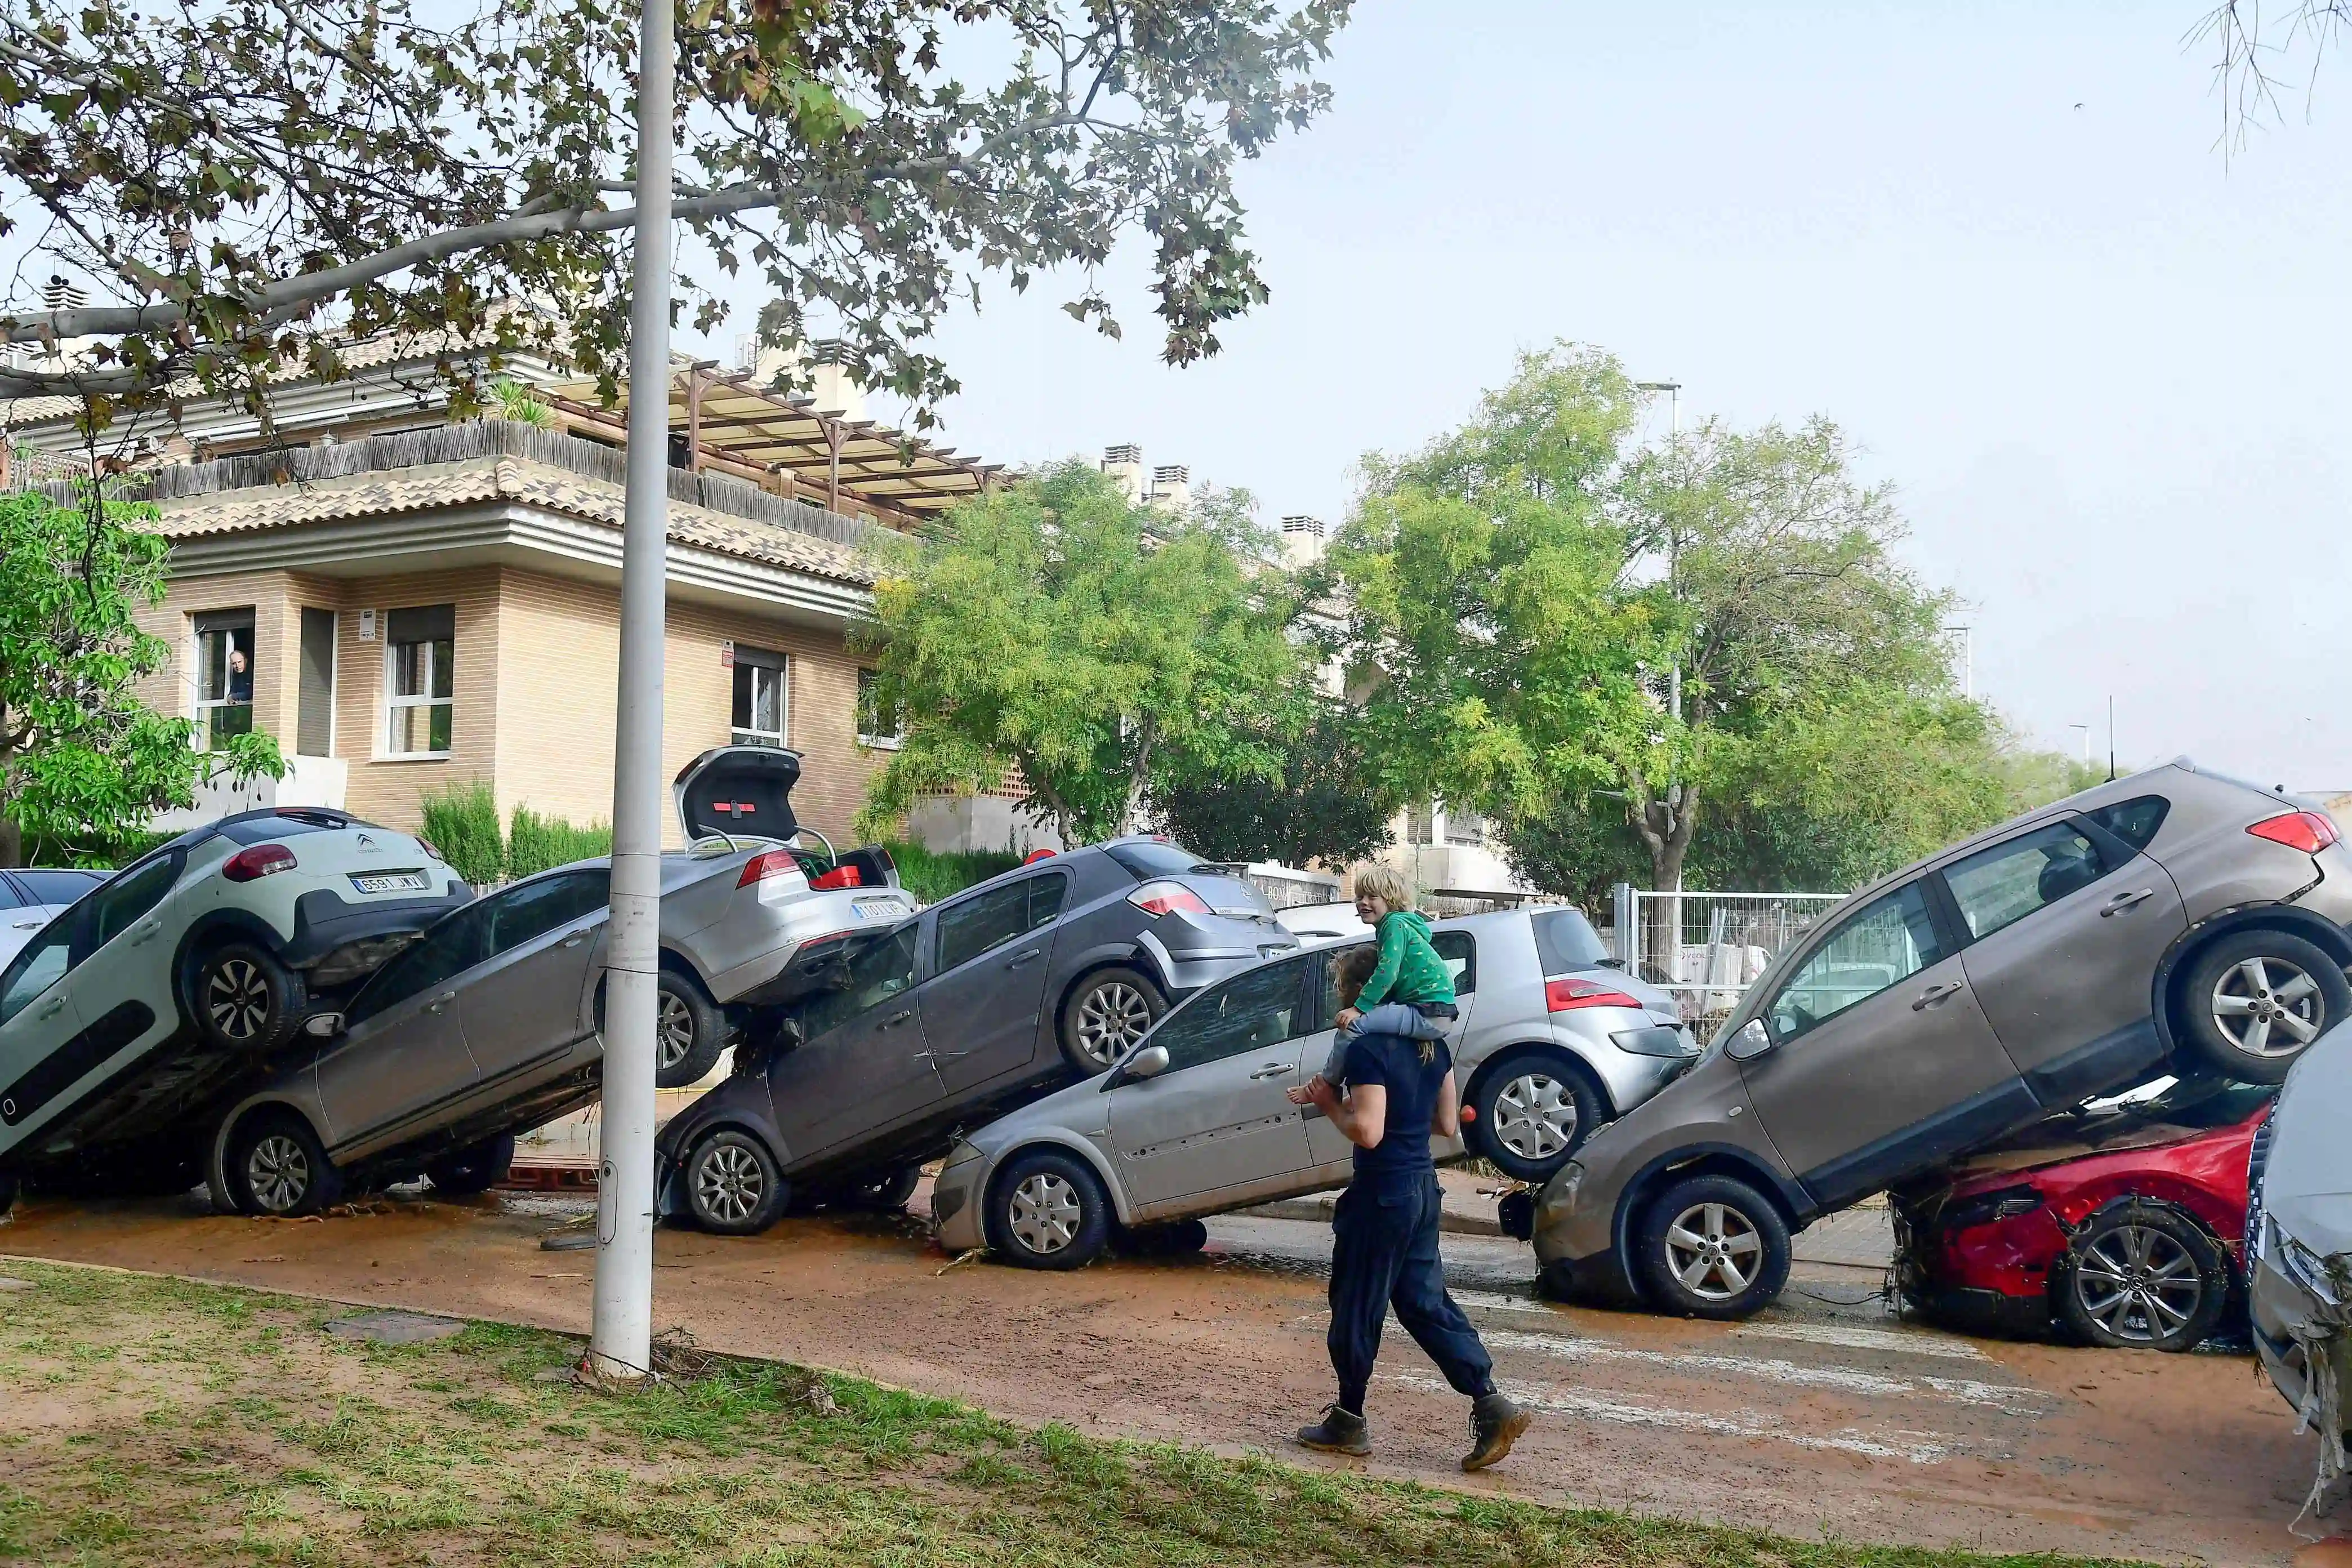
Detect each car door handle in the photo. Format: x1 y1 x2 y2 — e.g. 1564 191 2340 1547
130 920 162 946
1249 1062 1291 1080
1006 947 1043 969
1911 982 1964 1011
2100 888 2156 917
878 1009 914 1030
34 996 66 1021
425 991 456 1014
562 933 588 948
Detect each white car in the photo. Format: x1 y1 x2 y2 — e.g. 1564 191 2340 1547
0 870 108 972
0 808 470 1199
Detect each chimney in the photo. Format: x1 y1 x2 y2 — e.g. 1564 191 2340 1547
806 338 866 421
41 275 88 311
1151 464 1191 513
1101 443 1146 506
1281 514 1326 565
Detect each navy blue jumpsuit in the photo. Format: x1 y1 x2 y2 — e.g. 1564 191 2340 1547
1325 1028 1496 1416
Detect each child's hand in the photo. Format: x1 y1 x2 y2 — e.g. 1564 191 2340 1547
1334 1006 1362 1031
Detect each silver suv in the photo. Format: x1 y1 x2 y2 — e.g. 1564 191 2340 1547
1533 761 2352 1320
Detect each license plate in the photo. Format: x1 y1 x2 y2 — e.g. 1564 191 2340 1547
850 898 905 921
350 871 429 895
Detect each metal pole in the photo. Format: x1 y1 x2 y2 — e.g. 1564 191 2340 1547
591 0 675 1384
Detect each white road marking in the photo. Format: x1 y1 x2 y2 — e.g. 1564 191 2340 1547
1477 1328 2047 1414
1384 1373 1957 1464
1730 1321 1990 1361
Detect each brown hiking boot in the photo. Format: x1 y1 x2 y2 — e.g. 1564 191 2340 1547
1294 1404 1371 1456
1462 1392 1530 1471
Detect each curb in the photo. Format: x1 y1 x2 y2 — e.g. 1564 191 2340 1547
1239 1196 1506 1239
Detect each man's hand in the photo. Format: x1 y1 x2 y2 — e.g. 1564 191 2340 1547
1333 1006 1362 1031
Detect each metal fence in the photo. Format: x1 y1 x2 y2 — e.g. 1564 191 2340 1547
1610 885 1846 1017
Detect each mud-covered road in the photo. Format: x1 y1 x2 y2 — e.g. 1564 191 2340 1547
0 1187 2328 1565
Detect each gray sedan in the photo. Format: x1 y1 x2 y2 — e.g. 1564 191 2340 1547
930 906 1695 1269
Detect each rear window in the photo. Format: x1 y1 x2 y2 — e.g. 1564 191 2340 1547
2084 796 2169 855
1104 841 1214 879
215 810 368 845
1532 908 1611 974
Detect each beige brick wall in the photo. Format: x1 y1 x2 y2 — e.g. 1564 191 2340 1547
130 571 301 742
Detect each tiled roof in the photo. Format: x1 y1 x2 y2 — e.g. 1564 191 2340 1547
155 454 876 586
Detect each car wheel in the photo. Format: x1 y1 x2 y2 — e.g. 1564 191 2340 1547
2053 1204 2228 1352
684 1129 786 1236
2175 930 2350 1084
1059 967 1166 1074
1634 1174 1791 1320
194 943 306 1055
1469 1050 1601 1182
226 1110 343 1218
838 1164 921 1214
654 972 728 1089
987 1150 1111 1270
425 1134 516 1198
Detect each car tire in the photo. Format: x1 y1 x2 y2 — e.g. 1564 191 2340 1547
224 1110 343 1218
1059 966 1166 1075
193 942 306 1055
2174 930 2350 1084
655 971 729 1090
837 1164 921 1214
986 1150 1112 1270
1468 1050 1601 1182
2052 1203 2229 1352
683 1129 786 1236
425 1134 516 1198
1634 1174 1791 1320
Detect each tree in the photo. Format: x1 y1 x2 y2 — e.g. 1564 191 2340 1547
1151 696 1396 867
0 488 281 866
854 463 1302 847
0 0 1348 448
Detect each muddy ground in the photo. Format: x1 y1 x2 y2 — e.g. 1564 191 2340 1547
0 1187 2333 1566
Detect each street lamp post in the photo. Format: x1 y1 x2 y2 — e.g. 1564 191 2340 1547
590 0 675 1384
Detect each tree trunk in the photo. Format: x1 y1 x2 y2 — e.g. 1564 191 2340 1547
1628 776 1700 984
0 815 20 870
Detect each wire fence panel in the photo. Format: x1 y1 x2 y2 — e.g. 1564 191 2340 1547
1611 885 1846 1023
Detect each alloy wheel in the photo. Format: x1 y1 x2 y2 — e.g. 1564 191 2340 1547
1662 1201 1763 1302
1492 1072 1578 1160
1008 1172 1084 1255
2072 1224 2201 1344
245 1134 311 1214
1073 985 1152 1068
693 1143 766 1226
657 993 696 1070
2210 956 2324 1057
207 959 270 1040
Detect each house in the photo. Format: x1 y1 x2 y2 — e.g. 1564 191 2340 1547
4 333 1003 849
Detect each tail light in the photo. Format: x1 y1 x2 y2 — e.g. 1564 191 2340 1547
222 843 297 882
416 837 443 862
1546 977 1641 1012
736 849 807 888
1129 880 1211 917
2247 810 2340 854
809 864 864 890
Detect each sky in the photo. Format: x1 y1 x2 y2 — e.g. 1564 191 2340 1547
705 3 2351 790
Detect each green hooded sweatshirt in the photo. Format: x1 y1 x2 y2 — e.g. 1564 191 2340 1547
1355 908 1455 1010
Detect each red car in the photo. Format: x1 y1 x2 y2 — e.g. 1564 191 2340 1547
1891 1080 2273 1352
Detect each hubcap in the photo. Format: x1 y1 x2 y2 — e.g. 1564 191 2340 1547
2211 955 2323 1057
1491 1072 1578 1161
1008 1172 1084 1255
2073 1224 2200 1344
207 959 270 1040
1073 983 1152 1068
1663 1201 1763 1302
245 1134 311 1214
657 993 696 1070
693 1142 765 1224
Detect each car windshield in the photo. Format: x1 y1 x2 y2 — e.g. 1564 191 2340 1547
1104 841 1216 879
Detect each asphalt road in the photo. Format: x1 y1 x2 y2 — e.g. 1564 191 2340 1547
0 1187 2332 1565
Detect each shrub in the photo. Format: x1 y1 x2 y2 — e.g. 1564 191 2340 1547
507 804 612 879
881 840 1021 905
420 782 505 886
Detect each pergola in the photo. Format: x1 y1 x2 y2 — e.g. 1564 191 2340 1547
545 360 1004 528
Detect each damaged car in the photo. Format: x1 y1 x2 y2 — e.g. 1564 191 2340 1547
197 746 915 1216
2247 1017 2351 1509
0 808 471 1206
1892 1077 2271 1351
1534 761 2352 1320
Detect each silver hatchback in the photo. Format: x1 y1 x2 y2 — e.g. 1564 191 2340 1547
930 906 1695 1268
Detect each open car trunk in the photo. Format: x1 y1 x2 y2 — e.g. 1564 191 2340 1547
674 745 803 845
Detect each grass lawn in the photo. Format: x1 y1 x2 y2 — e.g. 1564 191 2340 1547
0 1257 2133 1568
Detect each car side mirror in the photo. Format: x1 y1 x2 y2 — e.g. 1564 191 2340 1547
1725 1018 1772 1061
302 1011 346 1039
1119 1044 1170 1083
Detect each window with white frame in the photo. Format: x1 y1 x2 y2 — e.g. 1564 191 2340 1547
731 645 787 747
192 609 256 750
856 668 902 749
1444 805 1486 845
384 604 455 755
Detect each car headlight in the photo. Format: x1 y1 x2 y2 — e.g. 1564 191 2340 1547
939 1138 984 1173
2277 1227 2346 1307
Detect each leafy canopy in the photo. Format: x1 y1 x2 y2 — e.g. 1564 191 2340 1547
0 488 280 866
1150 696 1396 868
856 463 1302 847
1 0 1349 446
